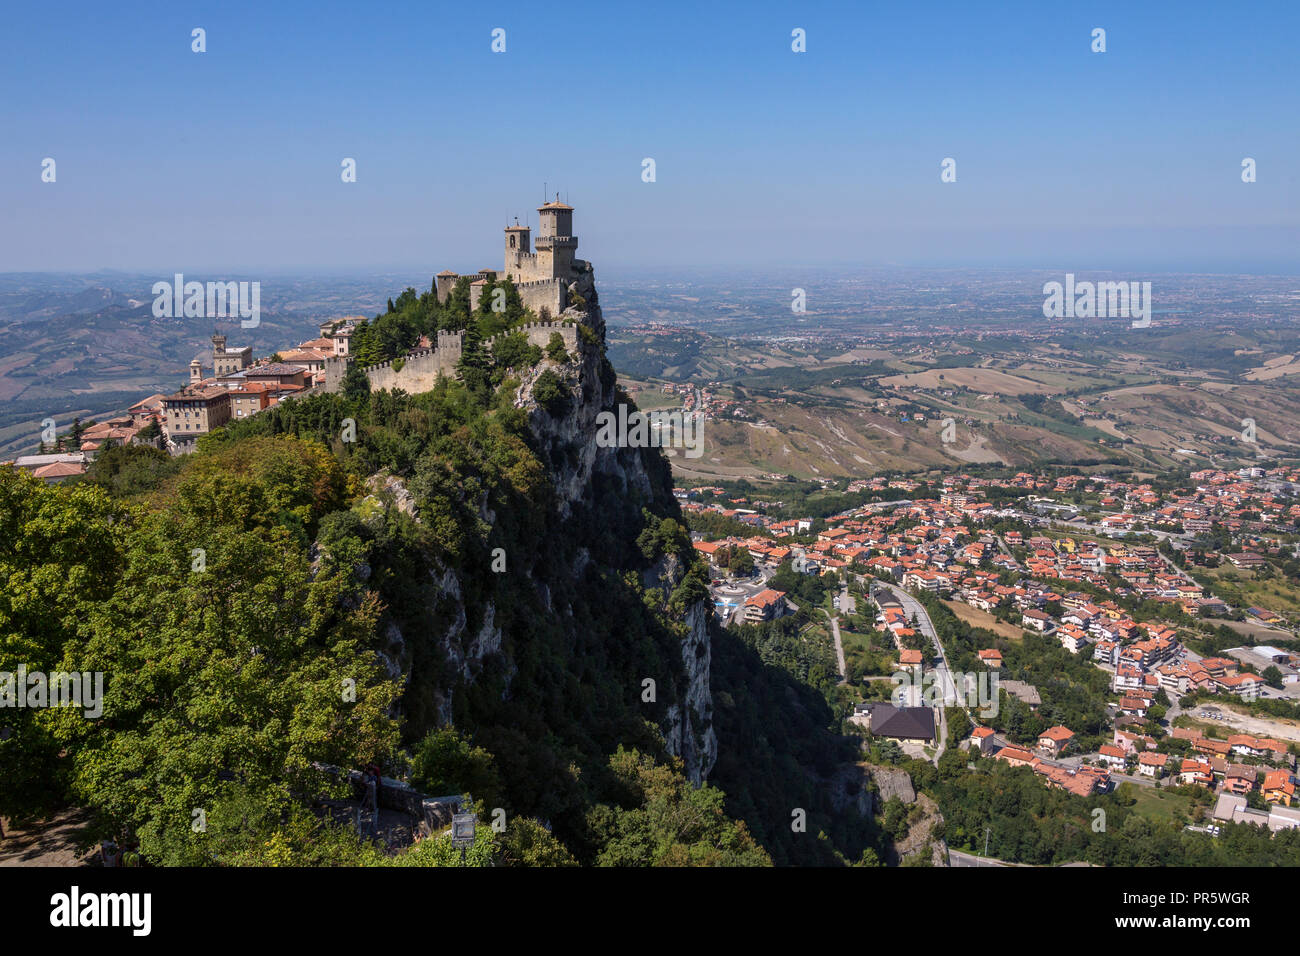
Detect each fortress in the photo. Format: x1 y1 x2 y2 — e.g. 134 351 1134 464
435 196 590 318
315 199 592 397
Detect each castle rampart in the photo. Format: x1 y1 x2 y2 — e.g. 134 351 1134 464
318 322 579 396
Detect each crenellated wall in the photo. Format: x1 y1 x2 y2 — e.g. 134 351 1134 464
319 322 580 396
490 320 579 357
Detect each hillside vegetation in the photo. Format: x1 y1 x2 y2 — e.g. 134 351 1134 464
0 280 878 866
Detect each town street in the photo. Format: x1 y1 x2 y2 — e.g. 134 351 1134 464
826 610 848 684
868 577 955 761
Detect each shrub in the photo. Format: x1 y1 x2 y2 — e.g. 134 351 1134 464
545 332 569 363
532 370 570 416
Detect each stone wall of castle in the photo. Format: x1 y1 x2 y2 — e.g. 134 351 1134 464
516 277 567 317
507 320 578 356
321 322 580 396
363 329 464 393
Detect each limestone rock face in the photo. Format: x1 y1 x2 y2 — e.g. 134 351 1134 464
363 471 418 519
515 321 652 518
662 600 717 782
513 291 714 782
353 274 716 784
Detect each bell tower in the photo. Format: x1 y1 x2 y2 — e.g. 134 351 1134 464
504 218 531 279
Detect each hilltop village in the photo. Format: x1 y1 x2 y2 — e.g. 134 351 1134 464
5 199 592 479
687 466 1300 833
4 320 366 479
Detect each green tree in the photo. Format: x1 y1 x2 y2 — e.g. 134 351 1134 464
342 363 371 404
81 444 181 499
44 438 401 864
409 727 503 809
545 332 569 363
531 370 570 416
457 321 491 401
0 471 131 823
586 748 772 866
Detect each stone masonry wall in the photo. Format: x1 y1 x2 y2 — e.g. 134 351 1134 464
321 322 580 396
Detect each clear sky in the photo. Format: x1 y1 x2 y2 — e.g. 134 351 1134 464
2 0 1297 275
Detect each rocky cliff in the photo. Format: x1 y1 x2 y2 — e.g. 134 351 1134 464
358 274 717 784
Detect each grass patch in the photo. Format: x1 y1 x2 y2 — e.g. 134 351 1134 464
1123 785 1196 824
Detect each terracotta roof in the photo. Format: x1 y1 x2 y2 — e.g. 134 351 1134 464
745 588 786 609
32 461 85 478
995 746 1036 764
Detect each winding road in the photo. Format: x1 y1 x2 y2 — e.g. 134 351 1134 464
865 577 956 762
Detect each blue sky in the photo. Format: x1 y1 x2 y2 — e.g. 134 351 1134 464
1 0 1297 274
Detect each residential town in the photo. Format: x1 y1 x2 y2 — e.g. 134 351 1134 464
686 465 1300 835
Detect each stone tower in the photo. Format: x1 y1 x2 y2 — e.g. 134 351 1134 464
211 332 252 378
505 219 530 256
436 199 585 316
534 196 576 279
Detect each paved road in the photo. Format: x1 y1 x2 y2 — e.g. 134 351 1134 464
948 848 1022 867
827 613 848 684
869 578 954 761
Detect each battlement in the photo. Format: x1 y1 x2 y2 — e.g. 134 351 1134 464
440 198 581 305
317 322 582 398
482 321 579 354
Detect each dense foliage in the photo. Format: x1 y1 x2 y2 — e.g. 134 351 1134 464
1 298 885 867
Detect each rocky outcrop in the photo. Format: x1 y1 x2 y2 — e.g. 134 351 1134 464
364 471 419 519
351 275 716 785
662 601 717 781
514 307 649 518
515 293 715 782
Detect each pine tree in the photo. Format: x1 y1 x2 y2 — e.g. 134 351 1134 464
457 320 490 400
444 277 472 330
